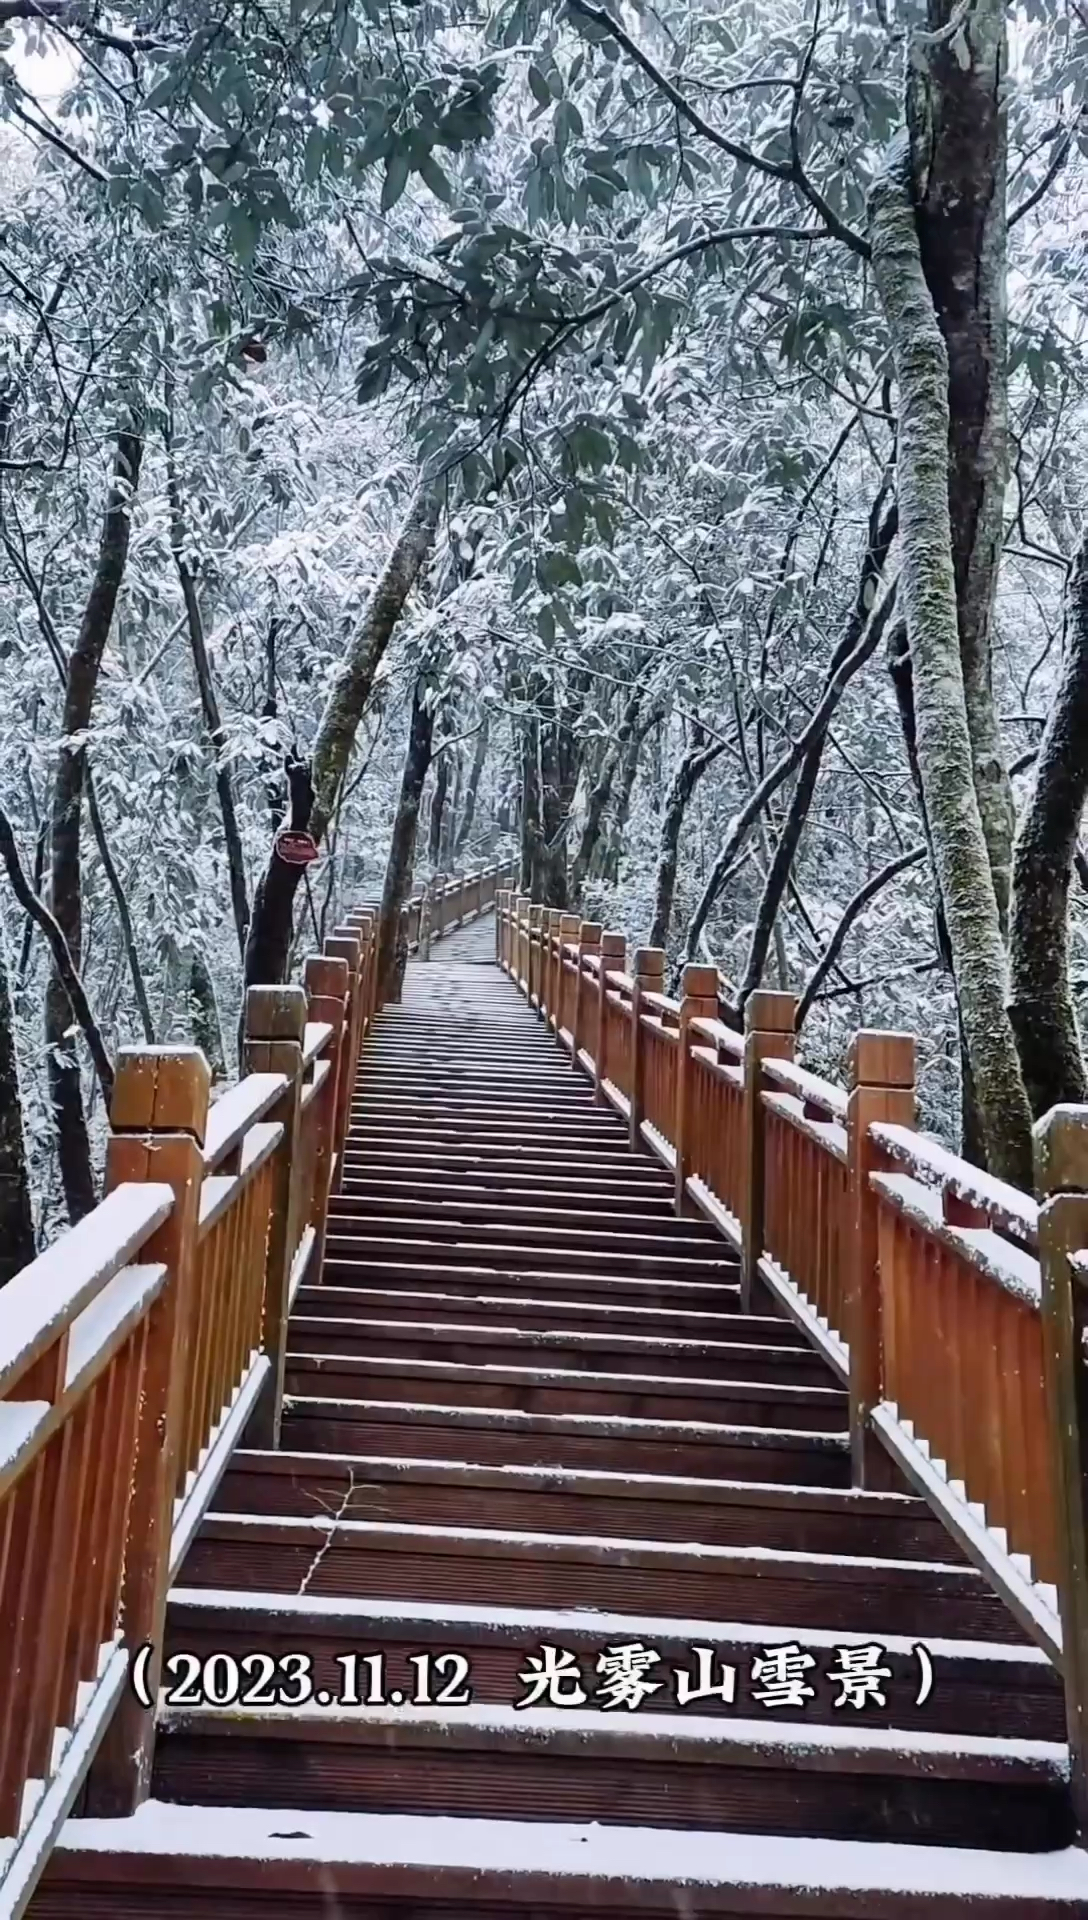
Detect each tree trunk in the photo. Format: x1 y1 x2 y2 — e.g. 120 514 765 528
377 679 435 1003
428 750 451 870
649 736 726 953
165 410 250 960
869 132 1032 1186
455 716 490 857
0 923 35 1284
46 415 143 1222
600 702 659 884
570 698 641 904
243 482 439 989
189 948 228 1079
1008 533 1088 1115
738 498 898 1008
916 0 1014 929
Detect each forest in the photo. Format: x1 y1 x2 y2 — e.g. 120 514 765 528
0 0 1084 1265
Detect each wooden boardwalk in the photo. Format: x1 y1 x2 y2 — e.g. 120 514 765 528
31 927 1088 1918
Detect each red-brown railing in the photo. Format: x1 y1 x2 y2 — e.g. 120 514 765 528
0 869 512 1916
496 889 1088 1832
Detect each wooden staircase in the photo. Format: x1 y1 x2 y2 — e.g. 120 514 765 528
32 921 1088 1916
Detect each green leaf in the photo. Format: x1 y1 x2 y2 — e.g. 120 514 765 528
304 124 325 184
418 151 453 202
381 147 410 211
527 63 551 108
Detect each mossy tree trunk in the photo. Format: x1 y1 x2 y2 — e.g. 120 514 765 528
244 482 439 990
0 925 35 1284
47 415 144 1222
869 124 1032 1186
915 0 1015 930
1008 534 1088 1115
377 677 435 1003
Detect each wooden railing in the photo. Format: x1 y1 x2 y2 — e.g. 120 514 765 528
497 890 1088 1834
0 870 519 1918
404 862 516 960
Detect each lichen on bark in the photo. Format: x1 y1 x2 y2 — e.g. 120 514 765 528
868 127 1032 1187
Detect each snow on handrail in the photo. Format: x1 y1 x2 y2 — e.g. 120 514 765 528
870 1121 1038 1246
762 1056 848 1123
203 1072 288 1172
0 1183 175 1398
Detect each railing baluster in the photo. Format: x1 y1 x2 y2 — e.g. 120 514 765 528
629 947 665 1154
845 1030 915 1486
1035 1105 1088 1834
85 1047 210 1815
740 991 797 1313
674 965 718 1215
594 932 626 1107
242 986 307 1448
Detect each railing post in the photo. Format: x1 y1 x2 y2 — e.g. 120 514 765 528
557 912 579 1040
84 1047 210 1815
629 947 665 1153
528 903 544 1011
495 889 506 966
544 908 561 1029
243 985 308 1449
845 1029 916 1487
514 895 530 991
594 931 626 1104
419 880 433 962
1036 1104 1088 1835
325 927 362 1161
674 964 718 1214
344 908 376 1038
303 953 350 1274
741 989 798 1313
573 921 601 1069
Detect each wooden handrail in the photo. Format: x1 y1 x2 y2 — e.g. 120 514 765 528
0 899 393 1913
494 886 1088 1830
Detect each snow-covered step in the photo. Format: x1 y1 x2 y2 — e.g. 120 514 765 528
316 1255 741 1312
282 1351 847 1431
42 1802 1088 1917
291 1282 796 1346
214 1448 969 1561
147 1702 1071 1852
279 1391 851 1485
183 1509 1018 1640
165 1586 1064 1739
322 1227 738 1280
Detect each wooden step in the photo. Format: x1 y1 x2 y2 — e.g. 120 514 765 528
278 1395 851 1483
282 1353 847 1430
339 1174 679 1213
317 1257 741 1311
181 1511 1019 1639
291 1283 808 1348
165 1588 1063 1738
326 1194 721 1240
148 1703 1071 1851
322 1229 737 1280
286 1315 827 1379
38 1802 1088 1918
215 1449 968 1560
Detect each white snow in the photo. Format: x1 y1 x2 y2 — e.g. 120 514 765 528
52 1803 1088 1902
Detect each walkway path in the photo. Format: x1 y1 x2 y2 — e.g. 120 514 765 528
35 939 1081 1917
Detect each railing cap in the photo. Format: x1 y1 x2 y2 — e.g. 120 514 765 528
601 930 626 956
680 963 718 998
744 989 797 1035
304 953 350 996
245 984 309 1044
849 1029 915 1091
111 1045 211 1143
1035 1103 1088 1197
633 947 666 980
